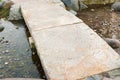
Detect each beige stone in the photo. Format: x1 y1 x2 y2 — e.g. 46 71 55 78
21 0 82 32
20 0 120 80
32 23 120 80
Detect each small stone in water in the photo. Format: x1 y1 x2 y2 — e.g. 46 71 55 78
14 58 20 61
91 9 95 12
26 49 29 52
5 50 9 53
5 62 8 65
0 56 2 59
0 26 4 32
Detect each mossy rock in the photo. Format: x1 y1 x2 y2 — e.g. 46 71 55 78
0 8 10 18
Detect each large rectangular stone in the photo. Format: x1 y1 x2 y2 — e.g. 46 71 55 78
21 1 82 32
32 23 120 80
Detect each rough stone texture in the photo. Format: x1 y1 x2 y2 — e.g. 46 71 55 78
8 4 23 20
62 0 79 11
21 0 120 80
21 0 82 32
31 23 120 80
45 0 65 8
111 2 120 11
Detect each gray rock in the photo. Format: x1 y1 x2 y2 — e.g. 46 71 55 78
62 0 79 11
80 2 88 10
0 26 4 32
86 77 94 80
86 74 103 80
62 0 88 11
104 38 120 49
8 4 23 20
92 74 103 80
108 69 120 78
111 2 120 11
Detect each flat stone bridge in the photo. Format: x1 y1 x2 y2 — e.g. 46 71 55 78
3 0 120 80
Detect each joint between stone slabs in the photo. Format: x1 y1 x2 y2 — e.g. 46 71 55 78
34 21 84 31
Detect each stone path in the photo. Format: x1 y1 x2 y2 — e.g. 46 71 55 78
0 78 43 80
11 0 120 80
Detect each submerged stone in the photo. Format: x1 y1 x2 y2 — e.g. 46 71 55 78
0 26 4 32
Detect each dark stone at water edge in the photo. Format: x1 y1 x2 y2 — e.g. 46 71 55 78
0 26 4 32
111 2 120 11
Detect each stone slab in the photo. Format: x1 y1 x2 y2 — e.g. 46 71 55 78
32 23 120 80
0 78 43 80
21 0 82 32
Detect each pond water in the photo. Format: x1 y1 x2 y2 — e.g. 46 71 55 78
0 20 45 79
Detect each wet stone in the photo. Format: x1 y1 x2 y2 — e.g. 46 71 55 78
108 68 120 78
0 26 4 32
86 77 94 80
5 62 9 65
92 74 103 80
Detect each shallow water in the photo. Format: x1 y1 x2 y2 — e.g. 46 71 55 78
0 20 40 78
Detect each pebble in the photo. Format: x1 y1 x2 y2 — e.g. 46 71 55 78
0 26 4 32
14 58 20 61
26 49 29 52
86 77 94 80
0 37 4 42
5 49 9 53
0 56 2 59
91 9 95 12
5 62 8 65
2 51 5 54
